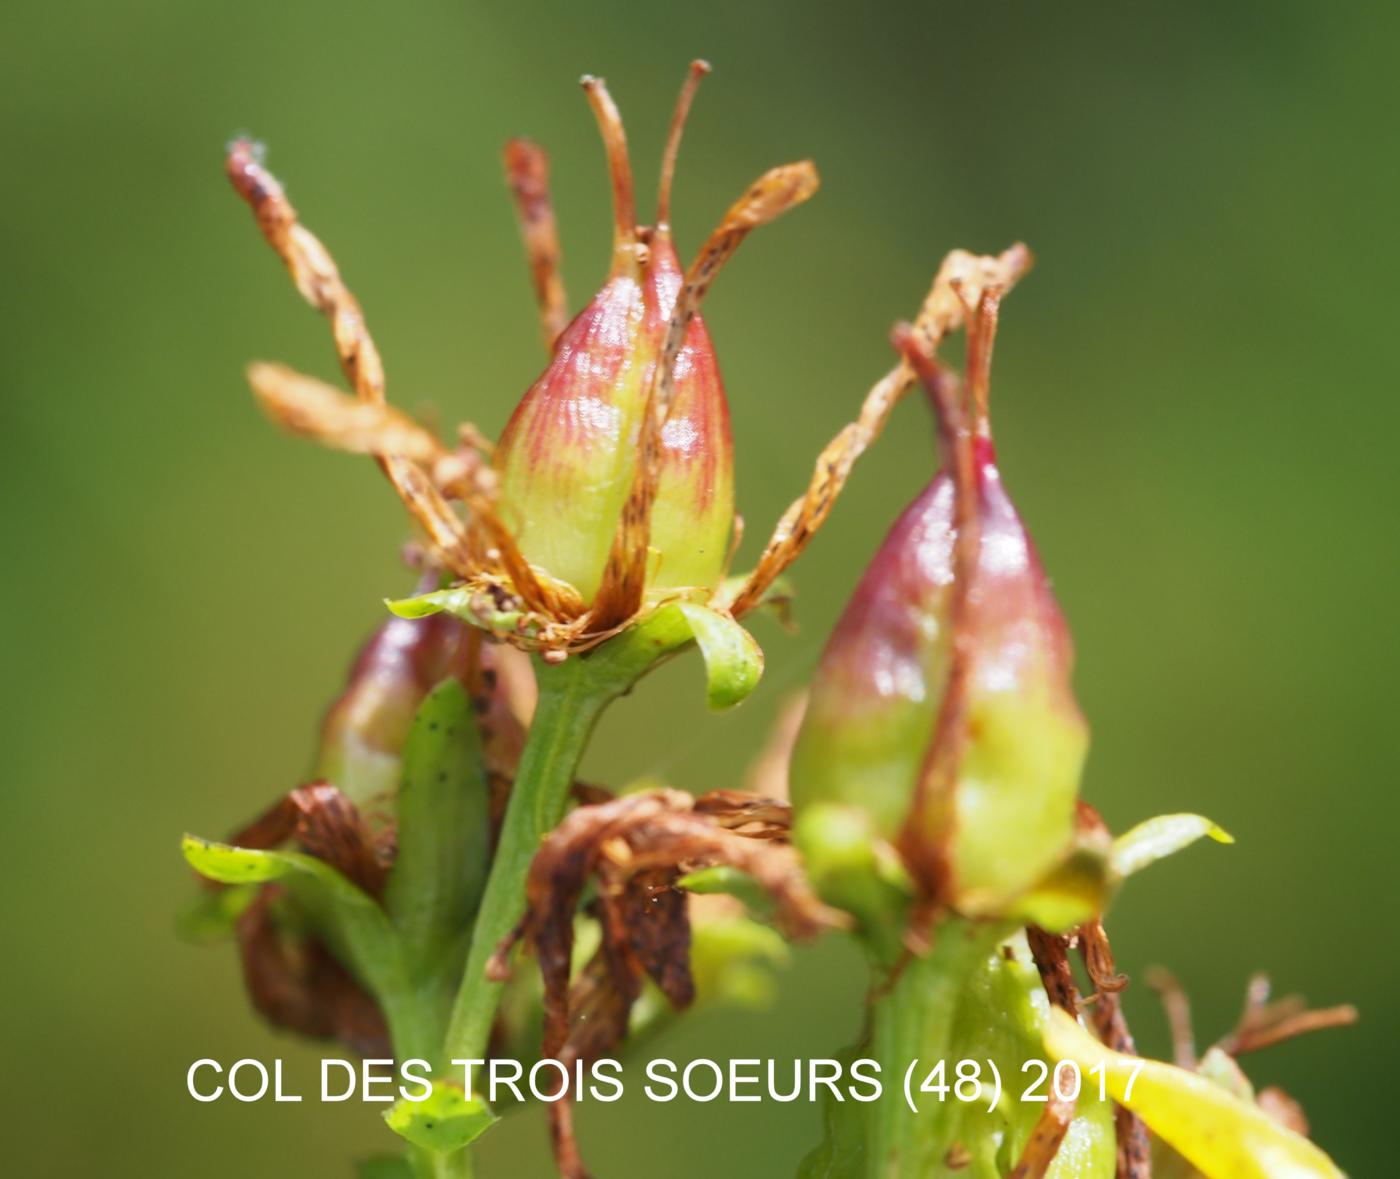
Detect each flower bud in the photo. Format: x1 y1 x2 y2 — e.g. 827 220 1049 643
315 604 476 815
317 577 535 821
792 302 1088 915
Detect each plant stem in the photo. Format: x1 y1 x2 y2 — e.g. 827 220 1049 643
443 607 697 1064
866 920 1006 1177
443 653 611 1062
410 1143 475 1179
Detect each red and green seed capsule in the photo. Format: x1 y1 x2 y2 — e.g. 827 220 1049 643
495 74 734 604
792 306 1087 914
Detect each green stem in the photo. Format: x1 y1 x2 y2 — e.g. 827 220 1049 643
410 1143 474 1179
443 654 610 1062
443 608 697 1064
870 922 1001 1174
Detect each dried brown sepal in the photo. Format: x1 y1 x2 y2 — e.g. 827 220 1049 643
742 691 806 801
691 789 792 834
1026 925 1080 1016
727 244 1031 617
380 455 479 578
892 323 978 902
1008 1091 1077 1179
1145 966 1198 1070
226 139 385 406
247 361 446 465
503 138 569 351
1080 918 1129 995
1217 973 1358 1058
285 783 391 896
1086 978 1152 1179
236 887 391 1058
222 782 388 896
591 160 820 627
490 788 839 1178
226 140 559 616
547 946 630 1179
1256 1086 1310 1136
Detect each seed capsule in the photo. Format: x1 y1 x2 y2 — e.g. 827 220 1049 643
792 297 1088 914
495 67 734 603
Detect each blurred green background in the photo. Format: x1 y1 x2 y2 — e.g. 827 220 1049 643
4 1 1394 1174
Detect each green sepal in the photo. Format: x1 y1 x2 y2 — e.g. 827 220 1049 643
673 601 763 710
1004 841 1110 933
382 1080 498 1154
385 587 531 642
1111 813 1234 880
792 802 911 964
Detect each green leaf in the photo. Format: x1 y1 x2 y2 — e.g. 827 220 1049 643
1111 813 1234 879
1043 1009 1344 1179
385 588 530 641
677 865 771 910
674 601 763 710
384 587 472 620
386 679 491 974
383 1080 498 1154
181 835 433 1061
183 834 380 902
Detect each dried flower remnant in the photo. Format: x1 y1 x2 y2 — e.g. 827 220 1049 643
209 783 392 1056
489 788 838 1178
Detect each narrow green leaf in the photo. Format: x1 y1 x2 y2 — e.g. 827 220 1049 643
677 865 770 910
1112 813 1234 879
181 835 432 1061
386 679 491 973
385 588 530 641
383 1080 497 1154
674 601 763 710
384 588 468 619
